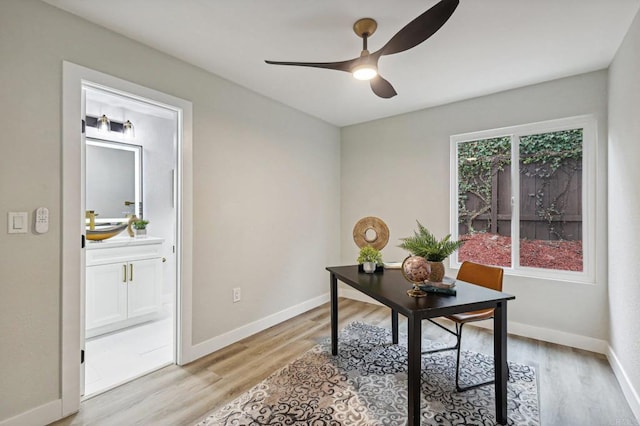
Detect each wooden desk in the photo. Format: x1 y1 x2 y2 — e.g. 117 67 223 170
327 265 515 425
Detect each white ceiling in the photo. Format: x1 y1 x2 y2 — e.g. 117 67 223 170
43 0 639 127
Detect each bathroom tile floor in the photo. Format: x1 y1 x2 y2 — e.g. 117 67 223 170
84 315 174 397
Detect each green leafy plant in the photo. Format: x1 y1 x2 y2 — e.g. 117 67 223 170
132 219 149 230
398 221 464 262
357 246 382 264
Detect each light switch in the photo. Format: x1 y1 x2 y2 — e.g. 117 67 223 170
14 215 24 228
8 212 28 234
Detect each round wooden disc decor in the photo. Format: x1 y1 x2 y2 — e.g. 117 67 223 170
352 216 390 250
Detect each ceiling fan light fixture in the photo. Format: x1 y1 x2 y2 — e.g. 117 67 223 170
352 51 378 81
352 63 378 81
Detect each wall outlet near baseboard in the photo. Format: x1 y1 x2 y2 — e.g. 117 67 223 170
233 287 241 303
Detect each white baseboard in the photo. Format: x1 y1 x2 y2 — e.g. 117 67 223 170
339 288 608 354
0 399 61 426
607 346 640 424
471 319 608 354
187 293 330 362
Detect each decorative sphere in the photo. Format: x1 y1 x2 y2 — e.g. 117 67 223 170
401 256 431 283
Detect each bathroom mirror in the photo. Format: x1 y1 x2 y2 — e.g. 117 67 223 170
86 138 142 223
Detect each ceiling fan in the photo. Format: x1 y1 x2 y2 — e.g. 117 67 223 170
265 0 459 99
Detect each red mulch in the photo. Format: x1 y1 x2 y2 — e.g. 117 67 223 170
458 233 583 271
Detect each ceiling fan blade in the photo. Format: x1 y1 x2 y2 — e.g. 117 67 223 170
370 75 397 99
265 58 359 73
377 0 459 57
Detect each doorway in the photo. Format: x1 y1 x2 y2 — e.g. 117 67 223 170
61 61 193 417
82 86 178 397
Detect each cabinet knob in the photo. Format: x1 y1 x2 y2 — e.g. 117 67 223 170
162 257 167 263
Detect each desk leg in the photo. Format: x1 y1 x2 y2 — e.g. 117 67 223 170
330 273 338 356
494 301 508 425
407 315 422 425
391 310 399 345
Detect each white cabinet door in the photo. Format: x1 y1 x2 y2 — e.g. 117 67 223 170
86 263 128 330
127 258 162 319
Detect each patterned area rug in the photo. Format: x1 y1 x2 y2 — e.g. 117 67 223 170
197 322 539 425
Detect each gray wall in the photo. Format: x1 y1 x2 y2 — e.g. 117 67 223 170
0 0 340 421
341 70 609 341
608 8 640 414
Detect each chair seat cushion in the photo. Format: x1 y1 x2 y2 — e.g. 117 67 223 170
447 308 494 323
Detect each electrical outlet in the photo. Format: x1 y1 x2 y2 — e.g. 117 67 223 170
233 287 241 303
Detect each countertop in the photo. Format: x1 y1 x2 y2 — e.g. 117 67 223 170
86 235 164 250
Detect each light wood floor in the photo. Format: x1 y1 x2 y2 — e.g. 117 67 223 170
52 298 637 426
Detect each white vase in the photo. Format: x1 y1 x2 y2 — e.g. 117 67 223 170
363 262 376 273
135 228 147 238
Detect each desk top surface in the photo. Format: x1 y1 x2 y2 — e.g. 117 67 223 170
327 265 515 318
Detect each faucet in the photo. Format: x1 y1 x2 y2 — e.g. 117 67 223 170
126 214 138 238
86 210 97 230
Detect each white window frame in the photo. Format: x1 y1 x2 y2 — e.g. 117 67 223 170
450 115 597 284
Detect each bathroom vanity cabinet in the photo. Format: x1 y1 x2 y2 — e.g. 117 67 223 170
85 236 164 338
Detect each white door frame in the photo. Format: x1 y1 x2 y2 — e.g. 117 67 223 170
61 61 193 417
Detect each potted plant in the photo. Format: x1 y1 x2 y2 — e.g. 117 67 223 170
357 246 382 274
398 221 464 282
132 219 149 238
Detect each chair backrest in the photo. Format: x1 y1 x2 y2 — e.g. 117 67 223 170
456 261 504 292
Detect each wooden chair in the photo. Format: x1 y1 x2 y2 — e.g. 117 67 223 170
422 261 504 392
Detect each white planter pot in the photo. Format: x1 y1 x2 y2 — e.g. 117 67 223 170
363 262 376 273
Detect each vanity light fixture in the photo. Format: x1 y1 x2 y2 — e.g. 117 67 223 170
86 115 133 138
123 120 135 139
96 114 111 133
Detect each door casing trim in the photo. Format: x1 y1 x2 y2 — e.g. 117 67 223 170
61 61 193 417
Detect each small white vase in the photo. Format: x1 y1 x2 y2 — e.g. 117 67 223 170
363 262 376 273
135 228 147 238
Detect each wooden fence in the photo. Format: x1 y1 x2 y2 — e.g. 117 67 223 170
458 160 582 241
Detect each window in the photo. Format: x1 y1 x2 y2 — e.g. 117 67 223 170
450 116 596 282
